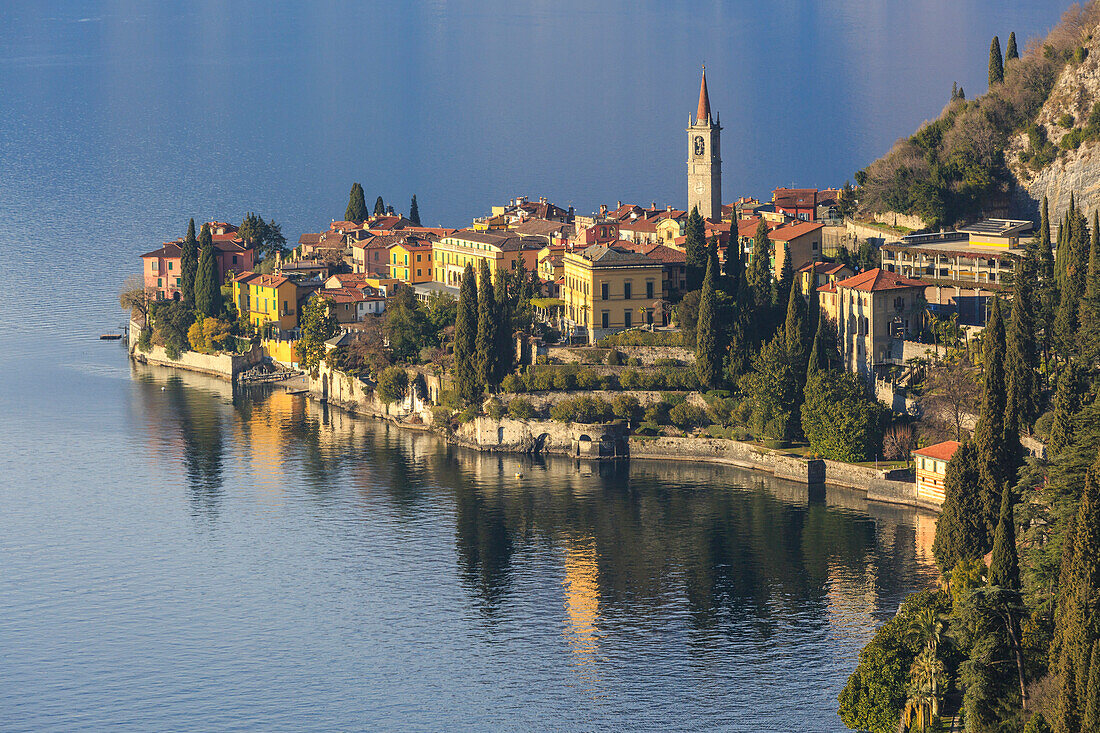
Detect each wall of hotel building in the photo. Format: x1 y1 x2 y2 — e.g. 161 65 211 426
923 285 993 326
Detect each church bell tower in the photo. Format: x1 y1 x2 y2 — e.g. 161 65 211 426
687 67 722 221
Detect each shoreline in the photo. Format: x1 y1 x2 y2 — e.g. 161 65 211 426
129 346 937 514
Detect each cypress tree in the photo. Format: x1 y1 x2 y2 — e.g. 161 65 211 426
1085 641 1100 732
989 484 1020 590
1006 32 1019 62
684 206 707 290
695 256 722 388
1049 362 1084 455
989 35 1004 86
345 182 367 223
454 263 480 404
723 233 742 294
474 259 496 391
1056 201 1089 356
195 223 221 317
748 219 773 311
975 296 1009 543
774 242 794 312
373 196 386 217
494 267 513 382
409 195 421 226
932 441 987 574
180 218 199 304
784 277 809 382
1006 255 1040 427
807 311 829 376
1053 451 1100 731
1078 210 1100 365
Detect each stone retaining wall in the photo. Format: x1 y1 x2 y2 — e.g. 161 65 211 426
131 343 261 379
629 436 824 484
544 345 694 366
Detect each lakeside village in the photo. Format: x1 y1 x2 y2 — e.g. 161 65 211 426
126 70 1049 517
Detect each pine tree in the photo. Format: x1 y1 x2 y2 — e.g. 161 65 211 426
774 242 794 312
474 259 496 392
1079 210 1100 365
180 218 199 304
748 219 773 312
695 255 722 388
989 35 1004 86
932 441 987 574
1006 255 1040 427
454 263 480 404
345 182 367 223
1006 32 1019 62
989 484 1020 590
408 195 421 226
1049 362 1084 455
195 223 221 317
373 196 386 217
684 206 707 290
975 297 1009 544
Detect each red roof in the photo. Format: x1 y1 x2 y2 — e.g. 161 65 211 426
914 440 961 462
833 268 927 292
773 188 818 209
643 244 687 263
769 221 824 242
798 261 850 275
736 217 782 239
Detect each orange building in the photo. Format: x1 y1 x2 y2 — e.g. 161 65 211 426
913 440 960 506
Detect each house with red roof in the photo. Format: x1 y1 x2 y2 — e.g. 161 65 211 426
140 235 254 301
772 188 819 221
913 441 960 506
818 268 927 379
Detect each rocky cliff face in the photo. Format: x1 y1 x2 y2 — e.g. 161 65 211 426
1008 31 1100 222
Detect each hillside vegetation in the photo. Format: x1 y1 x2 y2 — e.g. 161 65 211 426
857 3 1100 229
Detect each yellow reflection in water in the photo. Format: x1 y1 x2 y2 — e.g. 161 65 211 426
562 537 602 693
914 511 939 566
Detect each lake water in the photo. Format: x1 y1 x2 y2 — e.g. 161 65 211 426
0 1 1069 730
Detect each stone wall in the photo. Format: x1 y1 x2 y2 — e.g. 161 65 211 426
544 345 694 366
308 362 435 425
454 417 628 457
822 459 919 507
499 389 707 414
131 341 261 379
629 436 824 484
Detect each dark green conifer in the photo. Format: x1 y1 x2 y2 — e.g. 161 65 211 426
1078 211 1100 364
180 218 198 304
932 441 987 574
975 296 1009 543
454 263 480 404
1006 32 1019 62
989 35 1004 86
784 277 809 382
345 183 367 223
474 259 496 391
195 223 221 317
748 219 773 312
1056 200 1089 355
723 234 742 294
373 196 386 217
695 256 722 388
1085 641 1100 732
1006 255 1039 427
1049 362 1085 455
408 195 421 226
989 484 1020 590
684 206 707 290
493 268 513 382
774 242 794 312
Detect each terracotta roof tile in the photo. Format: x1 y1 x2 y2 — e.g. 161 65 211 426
914 441 961 462
833 268 927 292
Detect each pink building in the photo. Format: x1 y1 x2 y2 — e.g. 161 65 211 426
140 238 254 301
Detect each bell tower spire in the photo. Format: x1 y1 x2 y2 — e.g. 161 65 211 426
687 66 722 221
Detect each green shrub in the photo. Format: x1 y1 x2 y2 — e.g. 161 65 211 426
486 397 504 420
611 394 642 424
376 366 409 404
1075 45 1089 63
535 355 551 365
507 398 535 419
552 370 576 390
627 356 643 367
644 401 671 425
802 370 889 462
1058 112 1075 128
164 341 182 360
456 405 477 424
440 389 463 410
660 392 686 407
669 402 706 429
635 421 660 436
703 424 730 439
528 370 554 391
598 375 619 390
500 373 524 393
606 348 623 365
137 327 153 353
620 369 641 389
575 369 600 389
550 396 612 423
597 331 682 347
654 357 679 367
431 405 452 426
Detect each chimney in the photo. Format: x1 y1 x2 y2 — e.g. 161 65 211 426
600 204 608 216
667 204 672 212
651 202 656 209
616 200 622 208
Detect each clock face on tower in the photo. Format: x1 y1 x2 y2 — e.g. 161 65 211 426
693 135 705 156
694 182 706 194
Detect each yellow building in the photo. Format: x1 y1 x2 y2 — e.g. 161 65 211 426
561 244 665 343
388 240 434 284
232 272 300 331
913 440 960 506
957 219 1032 248
432 229 541 287
656 217 683 246
472 213 510 231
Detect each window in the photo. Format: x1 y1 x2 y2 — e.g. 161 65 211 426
151 261 158 272
232 255 238 265
168 261 173 271
601 283 609 300
417 269 422 277
894 296 904 309
646 281 654 299
157 278 162 287
175 278 180 286
624 282 632 300
624 310 632 327
601 311 609 328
